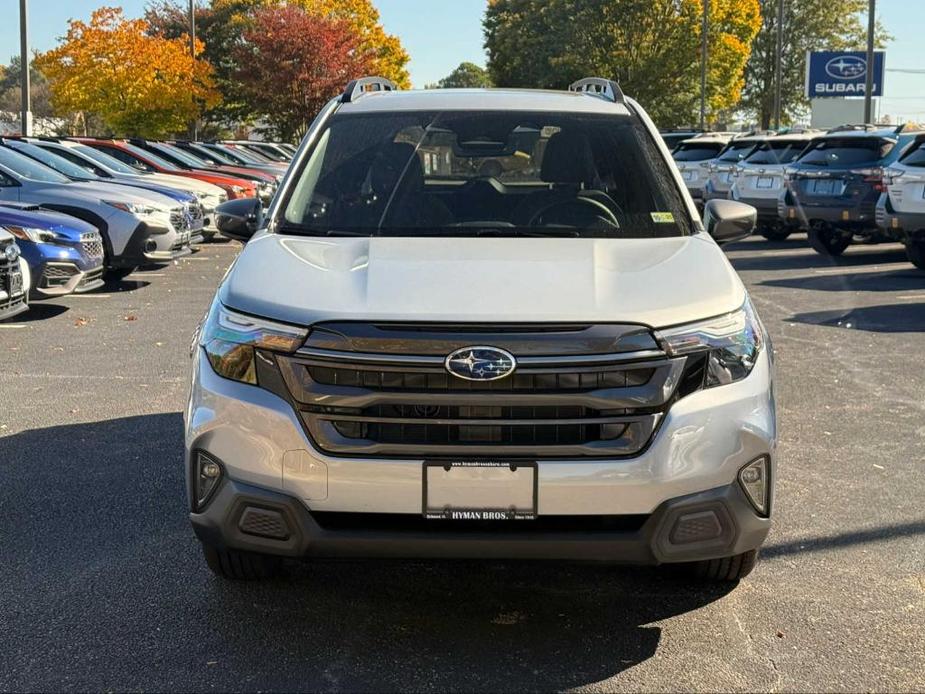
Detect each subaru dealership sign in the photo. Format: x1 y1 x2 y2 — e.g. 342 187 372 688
806 51 885 98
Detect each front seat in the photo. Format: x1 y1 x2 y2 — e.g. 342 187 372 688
513 131 620 226
362 142 453 229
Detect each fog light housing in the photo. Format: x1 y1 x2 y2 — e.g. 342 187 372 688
194 451 223 511
738 456 770 516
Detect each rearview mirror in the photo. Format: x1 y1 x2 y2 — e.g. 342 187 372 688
703 199 756 245
215 197 262 242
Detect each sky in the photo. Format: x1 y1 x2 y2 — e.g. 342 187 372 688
0 0 923 120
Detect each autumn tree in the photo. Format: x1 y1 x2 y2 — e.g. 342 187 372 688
429 62 492 89
484 0 761 127
145 0 410 128
741 0 890 128
35 7 219 137
232 5 374 141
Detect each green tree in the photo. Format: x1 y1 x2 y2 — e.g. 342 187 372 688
0 56 57 132
741 0 891 128
429 62 492 89
484 0 761 128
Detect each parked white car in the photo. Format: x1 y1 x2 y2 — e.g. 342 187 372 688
878 133 925 269
730 133 816 241
0 146 192 278
672 134 733 205
703 135 771 203
25 139 228 240
0 227 29 320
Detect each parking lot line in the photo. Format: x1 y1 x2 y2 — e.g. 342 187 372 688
0 323 26 329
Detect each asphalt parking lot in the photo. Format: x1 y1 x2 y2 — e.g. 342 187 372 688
1 235 923 692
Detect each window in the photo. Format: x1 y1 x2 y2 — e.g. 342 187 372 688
745 141 808 165
799 138 894 167
0 147 70 183
718 142 760 163
672 144 723 162
899 141 925 167
281 110 692 238
43 146 109 177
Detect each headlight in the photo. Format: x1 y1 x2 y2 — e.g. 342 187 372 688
197 300 307 384
103 200 157 217
2 224 56 243
656 298 764 387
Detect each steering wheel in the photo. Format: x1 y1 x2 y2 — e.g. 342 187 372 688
527 195 621 228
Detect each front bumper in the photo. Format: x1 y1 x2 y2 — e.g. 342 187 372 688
0 256 29 320
143 222 194 262
191 476 770 564
186 344 776 562
33 262 105 296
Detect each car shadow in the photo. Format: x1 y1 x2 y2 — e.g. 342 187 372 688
761 268 925 293
788 302 925 333
12 302 70 321
101 278 152 292
0 413 733 691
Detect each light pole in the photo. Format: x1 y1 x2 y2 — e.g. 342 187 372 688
19 0 31 136
863 0 876 124
189 0 198 140
773 0 783 129
700 0 708 130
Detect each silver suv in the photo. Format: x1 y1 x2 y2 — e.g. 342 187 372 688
187 78 774 583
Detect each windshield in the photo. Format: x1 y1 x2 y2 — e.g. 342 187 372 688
6 142 99 180
121 143 181 172
73 144 141 175
150 142 207 169
745 141 808 165
798 138 894 167
0 146 71 183
221 145 265 164
672 143 723 162
718 141 760 162
190 144 235 166
280 110 692 238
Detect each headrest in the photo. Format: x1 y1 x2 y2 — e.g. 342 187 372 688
541 131 598 185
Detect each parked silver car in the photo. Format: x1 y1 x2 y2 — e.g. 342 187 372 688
0 146 193 278
187 77 773 584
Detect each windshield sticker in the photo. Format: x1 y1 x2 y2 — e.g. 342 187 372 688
650 212 675 223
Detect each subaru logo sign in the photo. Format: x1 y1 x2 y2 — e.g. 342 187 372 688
825 55 866 80
445 346 516 381
806 50 884 98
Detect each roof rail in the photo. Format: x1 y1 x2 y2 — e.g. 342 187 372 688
568 77 625 104
341 76 397 103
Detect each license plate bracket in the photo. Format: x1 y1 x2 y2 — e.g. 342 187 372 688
422 460 538 520
9 271 23 296
756 176 774 189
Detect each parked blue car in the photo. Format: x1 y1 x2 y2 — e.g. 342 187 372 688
0 202 105 297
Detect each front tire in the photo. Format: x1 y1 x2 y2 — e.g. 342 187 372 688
906 239 925 270
201 543 280 580
760 225 792 242
689 549 759 582
808 224 852 256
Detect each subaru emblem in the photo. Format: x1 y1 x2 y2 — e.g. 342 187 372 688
445 346 516 382
825 56 866 80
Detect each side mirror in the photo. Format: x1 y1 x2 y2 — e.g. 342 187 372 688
703 199 756 245
215 197 262 242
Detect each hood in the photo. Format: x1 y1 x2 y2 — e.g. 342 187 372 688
221 234 745 329
62 181 182 208
99 179 196 203
0 202 97 240
144 173 224 197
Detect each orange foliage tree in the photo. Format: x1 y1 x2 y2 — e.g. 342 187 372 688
36 6 220 137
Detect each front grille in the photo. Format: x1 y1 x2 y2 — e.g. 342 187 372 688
77 266 103 288
271 322 694 459
186 202 204 222
0 242 26 314
80 232 104 259
169 208 187 232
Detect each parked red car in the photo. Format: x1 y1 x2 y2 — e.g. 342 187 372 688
72 139 258 200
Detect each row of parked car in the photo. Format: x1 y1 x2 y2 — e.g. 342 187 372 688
0 138 296 321
665 124 925 270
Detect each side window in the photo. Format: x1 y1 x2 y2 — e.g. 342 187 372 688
55 149 106 176
0 170 18 187
98 146 151 172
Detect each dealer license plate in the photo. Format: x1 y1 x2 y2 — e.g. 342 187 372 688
423 461 537 520
756 176 775 189
9 271 23 296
